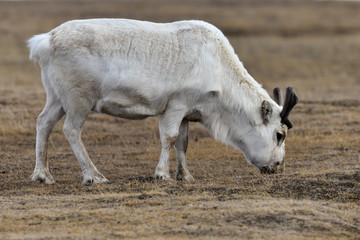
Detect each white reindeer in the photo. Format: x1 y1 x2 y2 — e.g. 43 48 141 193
28 19 298 184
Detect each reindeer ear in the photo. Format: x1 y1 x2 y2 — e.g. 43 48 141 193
261 100 273 125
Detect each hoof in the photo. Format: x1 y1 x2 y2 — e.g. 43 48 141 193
154 166 171 180
176 171 195 181
82 173 110 185
31 169 56 184
154 172 171 180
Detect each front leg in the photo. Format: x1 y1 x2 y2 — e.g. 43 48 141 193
175 120 194 181
155 107 185 180
155 135 176 180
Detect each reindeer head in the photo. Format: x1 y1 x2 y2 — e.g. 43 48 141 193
240 87 298 174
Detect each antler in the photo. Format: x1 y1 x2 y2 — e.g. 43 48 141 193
273 87 298 129
273 87 283 106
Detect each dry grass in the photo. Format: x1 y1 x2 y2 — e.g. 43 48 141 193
0 0 359 239
1 194 359 239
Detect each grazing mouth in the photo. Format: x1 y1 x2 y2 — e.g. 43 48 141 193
259 165 284 175
260 166 275 174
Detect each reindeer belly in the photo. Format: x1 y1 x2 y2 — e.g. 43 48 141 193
95 88 167 120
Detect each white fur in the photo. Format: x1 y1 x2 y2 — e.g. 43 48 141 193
28 19 286 184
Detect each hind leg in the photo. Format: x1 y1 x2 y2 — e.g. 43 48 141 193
62 107 109 184
32 97 65 184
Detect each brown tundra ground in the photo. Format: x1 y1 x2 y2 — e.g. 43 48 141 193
0 0 359 239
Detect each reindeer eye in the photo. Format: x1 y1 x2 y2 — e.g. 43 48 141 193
276 132 283 143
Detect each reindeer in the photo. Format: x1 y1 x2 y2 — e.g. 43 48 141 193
28 19 298 184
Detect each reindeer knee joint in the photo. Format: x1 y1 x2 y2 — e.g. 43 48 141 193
62 125 71 138
63 124 77 140
36 113 52 131
162 134 178 150
36 112 47 126
167 134 177 144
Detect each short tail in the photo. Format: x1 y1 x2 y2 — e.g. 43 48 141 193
27 33 51 64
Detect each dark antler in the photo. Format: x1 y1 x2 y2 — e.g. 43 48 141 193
273 87 283 106
280 87 298 129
